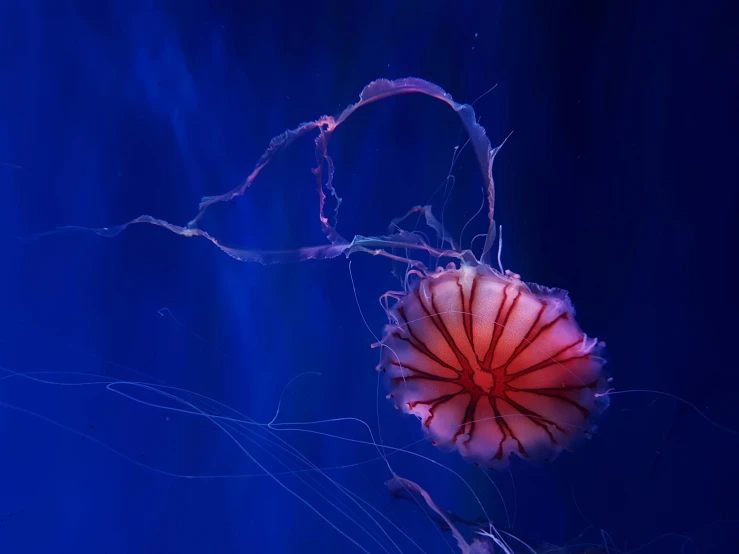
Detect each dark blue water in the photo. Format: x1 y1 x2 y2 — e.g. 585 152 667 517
1 2 737 553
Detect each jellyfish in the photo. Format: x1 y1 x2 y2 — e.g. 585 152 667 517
24 77 739 554
71 77 609 470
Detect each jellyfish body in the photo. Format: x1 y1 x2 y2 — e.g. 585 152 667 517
379 263 608 468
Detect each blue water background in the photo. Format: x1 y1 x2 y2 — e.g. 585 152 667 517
1 2 737 553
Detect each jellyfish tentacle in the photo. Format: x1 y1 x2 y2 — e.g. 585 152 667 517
41 78 501 269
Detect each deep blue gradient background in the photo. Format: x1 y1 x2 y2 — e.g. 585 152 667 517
1 2 737 553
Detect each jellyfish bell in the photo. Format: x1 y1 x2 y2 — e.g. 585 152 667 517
378 261 610 469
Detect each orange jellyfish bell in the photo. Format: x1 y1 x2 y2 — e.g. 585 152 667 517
379 262 609 468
